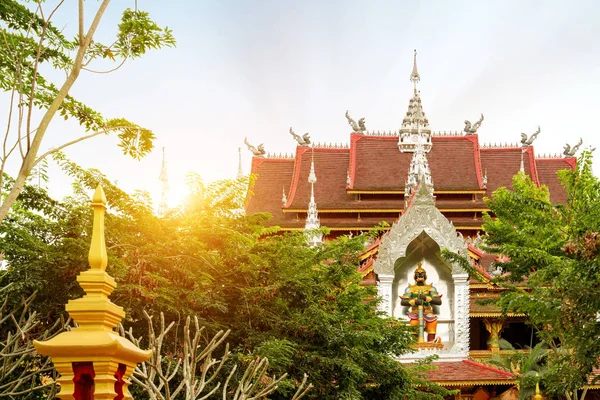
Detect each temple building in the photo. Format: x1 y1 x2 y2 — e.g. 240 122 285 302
243 51 586 398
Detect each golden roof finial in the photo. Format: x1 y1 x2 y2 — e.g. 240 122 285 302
533 381 543 400
89 184 107 271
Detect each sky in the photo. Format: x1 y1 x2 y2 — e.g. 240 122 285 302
3 0 600 207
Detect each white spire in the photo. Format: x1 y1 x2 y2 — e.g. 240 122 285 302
410 49 420 94
520 149 525 173
305 150 322 246
399 49 432 153
482 169 488 189
237 147 244 179
405 140 434 208
158 147 170 217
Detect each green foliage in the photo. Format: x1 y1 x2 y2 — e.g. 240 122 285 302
0 156 457 399
479 151 600 396
0 1 177 224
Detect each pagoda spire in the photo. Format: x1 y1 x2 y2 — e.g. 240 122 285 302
237 147 244 179
398 49 432 153
305 149 322 246
405 138 434 208
410 49 420 94
158 147 170 217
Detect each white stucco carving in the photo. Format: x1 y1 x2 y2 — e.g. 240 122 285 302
377 274 395 316
374 183 468 277
373 177 470 362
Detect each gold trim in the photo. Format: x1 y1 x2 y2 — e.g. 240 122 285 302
468 249 481 260
346 190 486 195
470 312 525 318
283 208 487 214
359 247 379 261
434 380 516 387
347 190 404 194
438 208 489 212
278 226 479 231
283 208 403 213
278 226 392 232
470 283 497 289
455 226 483 230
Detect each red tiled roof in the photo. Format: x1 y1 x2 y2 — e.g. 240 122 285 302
246 157 295 224
245 136 572 231
285 146 352 210
480 147 539 193
427 360 514 385
536 157 576 204
349 134 483 191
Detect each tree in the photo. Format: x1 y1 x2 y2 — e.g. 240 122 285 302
0 289 66 399
476 151 600 399
120 311 312 400
0 0 175 223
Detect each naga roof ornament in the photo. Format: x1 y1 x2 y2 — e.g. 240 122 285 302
520 126 540 147
345 110 367 134
464 114 484 135
563 137 583 156
399 49 432 153
289 127 311 146
244 137 266 157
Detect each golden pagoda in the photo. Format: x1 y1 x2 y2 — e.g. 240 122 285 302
34 185 151 400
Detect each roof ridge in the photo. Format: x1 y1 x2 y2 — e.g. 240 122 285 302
263 152 295 159
283 146 310 208
312 142 350 149
481 142 521 149
462 360 514 377
536 153 565 159
431 130 465 137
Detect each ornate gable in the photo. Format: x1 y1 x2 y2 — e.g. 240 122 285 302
374 182 468 276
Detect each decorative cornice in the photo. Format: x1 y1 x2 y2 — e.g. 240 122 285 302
282 208 487 213
283 208 404 213
279 226 392 232
433 380 516 387
346 190 486 194
470 312 525 318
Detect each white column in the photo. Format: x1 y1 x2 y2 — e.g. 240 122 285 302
452 273 470 357
377 274 395 317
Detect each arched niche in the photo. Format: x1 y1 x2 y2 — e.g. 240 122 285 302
390 231 455 345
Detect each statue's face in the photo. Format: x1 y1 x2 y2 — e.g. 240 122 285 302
414 270 427 283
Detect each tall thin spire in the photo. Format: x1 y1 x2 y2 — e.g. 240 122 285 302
410 49 420 94
520 148 525 173
399 49 432 153
305 149 322 246
405 139 434 208
237 147 244 179
158 147 170 217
